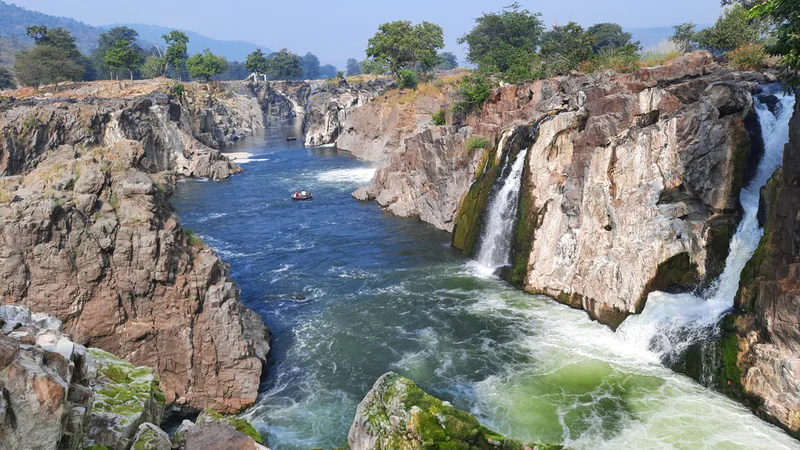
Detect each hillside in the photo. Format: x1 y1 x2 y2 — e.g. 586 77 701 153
114 23 272 62
0 1 102 53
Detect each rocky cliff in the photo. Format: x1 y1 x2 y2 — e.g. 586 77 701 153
0 94 270 417
726 90 800 437
347 372 561 450
356 52 767 329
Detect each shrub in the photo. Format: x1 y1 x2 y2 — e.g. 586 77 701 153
464 136 490 153
173 83 185 97
727 44 767 71
594 48 640 73
431 109 446 126
398 69 418 89
452 73 493 116
183 228 204 247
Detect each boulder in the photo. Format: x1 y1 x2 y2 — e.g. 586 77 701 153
348 372 561 450
130 422 171 450
172 409 268 450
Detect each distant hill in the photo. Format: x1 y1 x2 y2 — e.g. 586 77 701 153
0 1 102 54
111 24 272 62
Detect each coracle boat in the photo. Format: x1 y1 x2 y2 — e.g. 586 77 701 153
292 191 313 201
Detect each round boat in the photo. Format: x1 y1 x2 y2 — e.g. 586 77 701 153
292 191 313 201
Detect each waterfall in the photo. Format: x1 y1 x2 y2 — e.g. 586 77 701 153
616 88 796 371
475 145 529 272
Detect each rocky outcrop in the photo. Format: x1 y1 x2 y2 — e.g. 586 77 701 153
358 52 766 329
0 96 240 180
347 372 560 450
726 90 800 437
0 305 167 450
248 80 312 122
302 79 395 149
337 87 445 163
180 83 266 149
172 409 268 450
0 105 269 415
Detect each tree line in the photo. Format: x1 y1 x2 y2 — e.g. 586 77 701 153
0 25 343 89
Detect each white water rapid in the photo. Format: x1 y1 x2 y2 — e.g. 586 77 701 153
475 149 529 271
617 89 796 364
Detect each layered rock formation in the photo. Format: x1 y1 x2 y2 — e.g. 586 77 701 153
348 372 561 450
726 90 800 437
180 83 266 149
0 94 269 416
357 52 767 329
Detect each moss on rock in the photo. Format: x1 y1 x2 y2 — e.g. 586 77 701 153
636 253 700 313
351 372 562 450
197 408 264 444
452 144 501 255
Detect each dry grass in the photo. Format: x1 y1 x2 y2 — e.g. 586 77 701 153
639 40 685 68
3 78 172 100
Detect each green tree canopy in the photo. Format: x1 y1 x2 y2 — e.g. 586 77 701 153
346 58 362 76
541 22 595 75
265 48 303 80
13 44 85 86
748 0 800 85
302 52 320 79
366 20 444 78
104 40 143 80
245 49 269 78
93 26 143 80
586 23 639 53
671 23 698 50
360 58 387 75
319 64 338 79
0 67 15 90
436 52 459 70
186 49 228 81
695 5 764 51
162 30 189 81
26 26 81 60
457 3 544 73
141 55 168 79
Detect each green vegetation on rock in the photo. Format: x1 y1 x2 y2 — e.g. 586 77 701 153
199 408 264 444
356 373 562 450
452 142 500 255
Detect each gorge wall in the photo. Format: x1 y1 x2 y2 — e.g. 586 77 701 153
0 92 269 417
354 52 767 329
727 90 800 437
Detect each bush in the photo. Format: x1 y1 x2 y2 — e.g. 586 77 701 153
594 48 640 73
173 83 185 97
727 44 767 71
452 73 493 116
398 69 418 89
464 136 490 153
432 109 446 126
183 228 204 247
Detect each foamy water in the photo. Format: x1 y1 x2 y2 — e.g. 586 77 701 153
316 167 377 184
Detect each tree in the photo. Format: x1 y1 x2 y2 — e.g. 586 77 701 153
671 23 698 51
13 45 85 86
748 0 800 85
694 5 763 52
265 49 303 80
245 49 269 78
141 55 168 79
366 20 444 78
586 23 639 53
361 58 387 75
541 22 594 75
346 58 362 77
458 3 545 74
14 26 85 86
104 40 142 80
302 52 320 79
319 64 338 79
186 49 228 81
94 26 143 80
214 61 249 80
436 52 458 70
162 30 189 81
0 67 15 90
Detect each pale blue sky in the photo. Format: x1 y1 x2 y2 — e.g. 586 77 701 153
12 0 725 66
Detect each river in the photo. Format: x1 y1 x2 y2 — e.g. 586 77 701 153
171 120 800 450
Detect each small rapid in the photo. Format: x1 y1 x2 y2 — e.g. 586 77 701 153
475 148 529 271
617 89 796 367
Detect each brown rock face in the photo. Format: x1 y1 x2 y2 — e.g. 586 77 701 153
0 96 269 416
731 91 800 436
355 52 766 328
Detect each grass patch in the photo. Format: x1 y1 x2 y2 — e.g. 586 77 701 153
432 109 446 126
184 228 204 247
727 44 767 71
464 136 491 153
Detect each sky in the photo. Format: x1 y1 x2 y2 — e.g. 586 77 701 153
11 0 725 67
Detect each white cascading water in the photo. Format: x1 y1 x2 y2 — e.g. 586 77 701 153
475 148 529 271
617 90 796 364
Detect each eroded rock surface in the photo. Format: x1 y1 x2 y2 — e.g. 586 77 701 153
348 372 560 450
0 98 269 415
729 90 800 436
